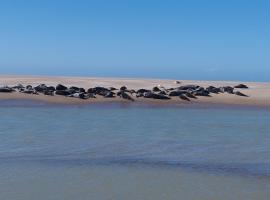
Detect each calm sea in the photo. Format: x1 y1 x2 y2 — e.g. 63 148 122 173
1 100 270 200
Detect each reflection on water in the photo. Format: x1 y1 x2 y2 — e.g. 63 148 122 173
1 101 270 199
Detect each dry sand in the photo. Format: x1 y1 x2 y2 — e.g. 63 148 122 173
0 75 270 107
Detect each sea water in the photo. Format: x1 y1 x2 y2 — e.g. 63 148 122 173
0 100 270 200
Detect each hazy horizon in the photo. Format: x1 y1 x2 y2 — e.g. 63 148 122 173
0 0 269 82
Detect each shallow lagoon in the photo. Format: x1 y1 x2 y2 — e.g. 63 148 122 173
1 101 270 199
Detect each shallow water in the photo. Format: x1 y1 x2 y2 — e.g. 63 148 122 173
1 101 270 199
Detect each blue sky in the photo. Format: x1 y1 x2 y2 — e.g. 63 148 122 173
0 0 269 81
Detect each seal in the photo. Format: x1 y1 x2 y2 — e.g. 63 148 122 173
0 87 13 93
143 91 170 100
168 90 187 96
118 91 134 101
193 90 210 96
206 86 220 94
12 84 24 90
55 90 71 96
152 86 161 92
137 89 151 93
87 87 110 95
186 92 197 98
56 84 68 91
177 85 200 90
234 91 248 97
220 86 234 94
234 84 248 89
44 90 54 96
179 94 190 101
104 91 115 98
120 86 127 91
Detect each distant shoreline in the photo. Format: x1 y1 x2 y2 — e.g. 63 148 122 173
1 75 270 107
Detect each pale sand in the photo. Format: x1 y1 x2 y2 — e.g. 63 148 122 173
0 75 270 107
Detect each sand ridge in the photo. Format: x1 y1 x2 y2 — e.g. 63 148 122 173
0 75 270 107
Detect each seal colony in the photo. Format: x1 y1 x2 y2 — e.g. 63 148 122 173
1 76 270 107
0 82 249 102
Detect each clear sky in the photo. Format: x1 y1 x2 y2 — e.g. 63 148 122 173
0 0 269 81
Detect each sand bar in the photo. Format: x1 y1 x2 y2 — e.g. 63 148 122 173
0 75 270 107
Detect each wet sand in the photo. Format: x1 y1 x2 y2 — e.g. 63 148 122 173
0 75 270 107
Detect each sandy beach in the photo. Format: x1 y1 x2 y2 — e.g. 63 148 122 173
0 75 270 107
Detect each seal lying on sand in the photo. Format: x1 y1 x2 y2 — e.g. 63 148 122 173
87 87 110 96
44 90 54 96
206 86 220 94
34 84 48 92
185 92 197 99
193 90 210 97
234 84 248 89
1 82 250 103
117 91 134 101
179 94 190 101
56 84 67 91
168 90 187 96
12 84 24 90
152 86 161 92
177 85 200 90
104 91 115 98
234 91 248 97
68 92 92 99
0 87 13 93
220 86 234 94
55 90 71 96
143 91 171 100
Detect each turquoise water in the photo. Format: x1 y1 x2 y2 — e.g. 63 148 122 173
1 101 270 199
